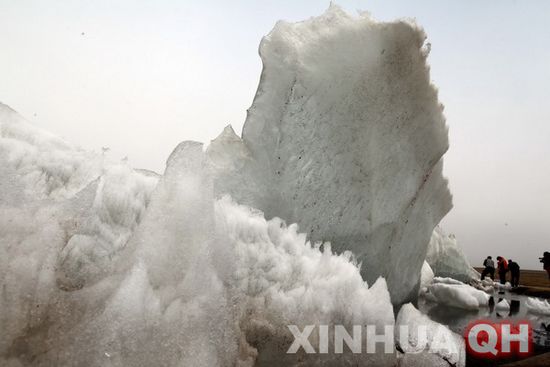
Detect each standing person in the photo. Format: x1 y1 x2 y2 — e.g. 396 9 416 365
540 252 550 279
508 259 520 287
481 256 495 280
496 256 508 285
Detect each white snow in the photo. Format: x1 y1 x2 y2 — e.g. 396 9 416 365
425 226 479 282
525 297 550 316
396 303 465 367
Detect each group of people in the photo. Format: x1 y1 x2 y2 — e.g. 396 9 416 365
480 252 550 287
481 256 521 287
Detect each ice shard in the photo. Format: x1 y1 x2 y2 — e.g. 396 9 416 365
425 226 479 282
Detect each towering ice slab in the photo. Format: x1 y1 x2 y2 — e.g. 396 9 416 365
210 5 452 304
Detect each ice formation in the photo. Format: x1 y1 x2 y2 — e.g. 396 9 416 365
423 278 490 310
396 303 465 367
1 4 456 366
426 226 479 282
0 104 396 366
209 5 452 304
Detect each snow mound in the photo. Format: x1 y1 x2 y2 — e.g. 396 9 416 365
426 226 479 282
525 297 550 316
209 4 452 304
425 281 490 310
396 303 465 367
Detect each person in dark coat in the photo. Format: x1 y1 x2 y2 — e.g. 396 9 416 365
496 256 508 285
508 259 520 287
481 256 495 280
540 252 550 280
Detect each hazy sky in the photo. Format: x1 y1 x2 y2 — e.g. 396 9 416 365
1 0 549 269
